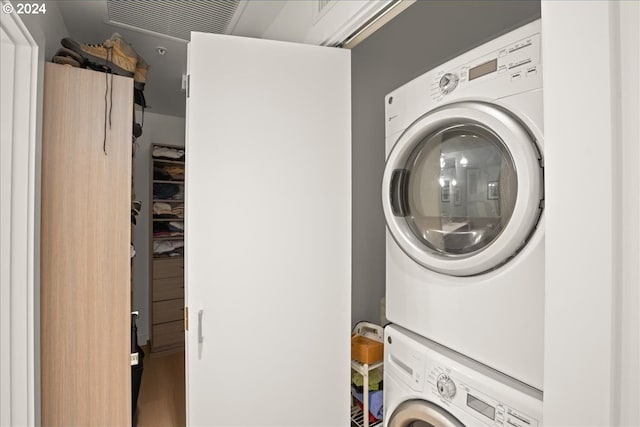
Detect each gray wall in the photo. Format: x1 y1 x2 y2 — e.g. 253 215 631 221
350 0 541 327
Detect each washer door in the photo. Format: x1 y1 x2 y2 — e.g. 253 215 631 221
388 400 465 427
382 101 543 276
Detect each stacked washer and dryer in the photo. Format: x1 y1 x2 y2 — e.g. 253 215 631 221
382 20 545 426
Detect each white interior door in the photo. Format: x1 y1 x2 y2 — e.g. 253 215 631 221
1 10 37 427
185 33 351 426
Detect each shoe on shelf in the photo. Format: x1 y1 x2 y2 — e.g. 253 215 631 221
134 54 148 90
53 47 85 65
105 33 149 90
61 36 136 77
52 54 81 68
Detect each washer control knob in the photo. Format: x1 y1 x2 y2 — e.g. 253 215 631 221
437 374 457 399
439 73 459 95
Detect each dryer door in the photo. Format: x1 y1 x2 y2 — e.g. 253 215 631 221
382 101 543 276
388 400 464 427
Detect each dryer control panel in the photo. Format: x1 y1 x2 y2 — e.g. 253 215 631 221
430 32 541 102
385 20 542 140
428 366 540 427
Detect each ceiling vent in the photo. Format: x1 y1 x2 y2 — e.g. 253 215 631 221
313 0 336 24
106 0 241 41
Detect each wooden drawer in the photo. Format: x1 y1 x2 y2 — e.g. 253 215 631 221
153 299 184 324
152 320 184 351
152 277 184 302
152 258 184 279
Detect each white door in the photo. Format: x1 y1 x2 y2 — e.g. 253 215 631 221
1 9 37 426
186 33 351 426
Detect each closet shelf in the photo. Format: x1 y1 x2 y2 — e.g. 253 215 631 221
153 179 184 184
351 359 384 374
152 235 184 241
351 405 382 427
153 218 184 222
152 255 184 260
152 158 185 165
153 199 184 203
351 322 384 427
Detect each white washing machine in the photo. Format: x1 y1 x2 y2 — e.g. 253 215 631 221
382 20 544 389
384 325 543 427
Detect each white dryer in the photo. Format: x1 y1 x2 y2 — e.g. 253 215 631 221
384 325 543 427
382 20 544 389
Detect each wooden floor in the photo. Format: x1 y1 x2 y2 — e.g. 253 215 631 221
136 347 186 427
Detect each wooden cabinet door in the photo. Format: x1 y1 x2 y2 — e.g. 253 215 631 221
186 34 351 426
40 63 132 426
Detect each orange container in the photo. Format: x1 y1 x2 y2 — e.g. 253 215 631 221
351 334 383 364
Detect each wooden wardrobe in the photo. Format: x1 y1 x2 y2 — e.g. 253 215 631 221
40 62 132 426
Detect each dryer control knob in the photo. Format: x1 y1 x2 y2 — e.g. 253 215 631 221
437 374 457 399
439 73 459 95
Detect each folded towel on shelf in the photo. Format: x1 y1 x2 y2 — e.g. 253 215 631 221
351 388 383 421
168 247 184 257
172 206 184 218
154 164 185 180
153 240 184 254
153 146 185 160
163 165 185 180
153 202 173 215
352 369 383 391
168 221 184 232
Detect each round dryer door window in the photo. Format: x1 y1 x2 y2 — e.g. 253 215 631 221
382 101 543 276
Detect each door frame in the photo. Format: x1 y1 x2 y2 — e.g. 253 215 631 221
0 4 39 426
541 1 640 424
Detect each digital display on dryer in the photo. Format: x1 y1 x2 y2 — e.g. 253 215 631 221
469 59 498 80
467 394 496 420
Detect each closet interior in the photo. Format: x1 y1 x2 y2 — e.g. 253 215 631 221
150 145 186 354
134 139 187 426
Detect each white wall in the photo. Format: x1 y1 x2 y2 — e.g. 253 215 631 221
19 1 69 61
132 111 186 344
542 1 640 424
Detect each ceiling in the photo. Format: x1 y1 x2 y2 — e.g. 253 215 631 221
56 1 290 117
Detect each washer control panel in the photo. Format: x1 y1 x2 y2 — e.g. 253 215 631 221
436 373 457 399
428 366 539 427
431 32 540 101
438 73 459 95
